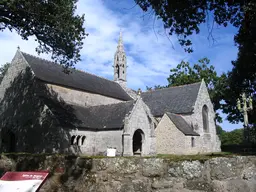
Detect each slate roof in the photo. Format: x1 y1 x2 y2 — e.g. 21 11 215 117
166 113 200 136
70 101 135 129
141 82 201 116
21 52 132 101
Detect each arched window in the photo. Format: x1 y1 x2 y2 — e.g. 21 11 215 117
76 135 81 146
202 105 209 132
191 137 195 147
81 136 86 145
71 135 76 145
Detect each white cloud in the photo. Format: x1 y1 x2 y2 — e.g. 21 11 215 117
72 0 187 90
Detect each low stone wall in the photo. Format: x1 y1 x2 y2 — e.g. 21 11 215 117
0 154 255 192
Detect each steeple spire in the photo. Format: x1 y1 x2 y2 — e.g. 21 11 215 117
118 30 124 50
114 30 127 83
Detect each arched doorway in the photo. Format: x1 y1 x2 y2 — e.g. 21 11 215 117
132 129 144 156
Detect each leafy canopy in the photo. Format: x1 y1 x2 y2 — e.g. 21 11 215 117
222 2 256 125
0 0 87 70
135 0 247 52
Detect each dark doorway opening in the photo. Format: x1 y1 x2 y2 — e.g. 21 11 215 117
3 131 16 152
132 129 144 156
9 131 16 152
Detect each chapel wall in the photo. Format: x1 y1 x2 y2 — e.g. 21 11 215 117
46 84 125 107
0 51 30 100
156 114 196 155
69 129 123 156
0 58 71 154
156 114 185 154
182 82 221 153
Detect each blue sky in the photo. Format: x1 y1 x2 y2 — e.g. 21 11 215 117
0 0 243 131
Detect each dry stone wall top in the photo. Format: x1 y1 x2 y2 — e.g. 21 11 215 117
0 154 255 192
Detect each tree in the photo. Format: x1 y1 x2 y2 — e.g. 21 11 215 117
222 3 256 125
146 85 166 90
216 125 243 146
135 0 249 53
221 128 243 145
0 0 87 70
0 62 10 83
167 58 226 122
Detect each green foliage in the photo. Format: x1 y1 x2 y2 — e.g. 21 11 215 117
167 58 226 122
146 85 166 90
0 62 10 83
135 0 248 52
222 3 256 125
0 0 87 70
217 125 243 145
222 129 243 145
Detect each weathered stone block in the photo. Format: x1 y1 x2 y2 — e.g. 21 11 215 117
209 157 245 180
184 180 213 191
104 158 141 174
152 178 184 189
142 158 166 177
168 160 204 179
212 179 251 192
242 166 256 180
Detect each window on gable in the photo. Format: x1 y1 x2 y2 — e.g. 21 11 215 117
202 105 209 132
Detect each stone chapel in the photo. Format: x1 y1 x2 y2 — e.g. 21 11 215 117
0 32 221 156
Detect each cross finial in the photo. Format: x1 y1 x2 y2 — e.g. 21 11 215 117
17 46 20 50
118 29 123 44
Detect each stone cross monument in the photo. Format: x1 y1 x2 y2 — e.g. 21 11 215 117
237 93 253 143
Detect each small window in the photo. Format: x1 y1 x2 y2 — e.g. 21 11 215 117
191 137 195 147
202 105 209 132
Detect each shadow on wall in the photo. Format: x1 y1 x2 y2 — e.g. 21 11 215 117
0 67 82 154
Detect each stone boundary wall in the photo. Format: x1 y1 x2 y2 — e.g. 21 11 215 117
0 154 255 192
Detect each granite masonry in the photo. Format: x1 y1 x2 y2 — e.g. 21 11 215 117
0 154 255 192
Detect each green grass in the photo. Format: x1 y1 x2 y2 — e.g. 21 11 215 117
0 151 251 162
155 152 236 162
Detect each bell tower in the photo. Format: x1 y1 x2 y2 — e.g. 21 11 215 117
114 31 127 83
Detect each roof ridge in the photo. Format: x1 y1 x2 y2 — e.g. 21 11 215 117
21 51 56 65
143 81 201 94
92 100 135 107
77 68 117 85
74 100 134 109
21 51 119 85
